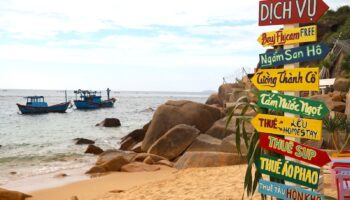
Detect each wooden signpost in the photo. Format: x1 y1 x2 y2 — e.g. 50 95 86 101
260 133 331 167
259 0 329 26
259 43 330 68
256 154 320 189
257 92 330 119
256 0 329 198
258 179 325 200
251 67 320 91
251 114 323 140
257 25 317 47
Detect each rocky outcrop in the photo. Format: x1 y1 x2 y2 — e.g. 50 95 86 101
332 101 346 112
205 117 254 139
85 144 104 155
148 124 200 160
96 118 121 127
141 100 223 151
0 188 31 200
205 93 221 106
334 78 350 92
74 138 95 145
309 93 346 112
174 152 246 169
187 134 247 154
120 162 160 172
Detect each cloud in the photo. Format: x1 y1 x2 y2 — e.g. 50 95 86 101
0 0 349 90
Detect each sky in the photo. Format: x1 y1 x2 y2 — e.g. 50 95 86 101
0 0 349 92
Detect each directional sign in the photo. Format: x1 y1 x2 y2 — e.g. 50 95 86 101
258 179 325 200
256 154 320 189
259 43 330 68
260 133 331 167
251 114 322 140
259 0 329 26
251 68 319 91
257 92 329 119
258 25 317 47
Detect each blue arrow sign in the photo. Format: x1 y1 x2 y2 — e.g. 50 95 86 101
259 43 330 68
258 179 325 200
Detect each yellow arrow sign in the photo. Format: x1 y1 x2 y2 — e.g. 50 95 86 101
251 68 319 91
258 25 317 47
251 114 322 141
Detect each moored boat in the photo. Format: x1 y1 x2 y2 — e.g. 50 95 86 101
17 96 70 114
73 88 116 110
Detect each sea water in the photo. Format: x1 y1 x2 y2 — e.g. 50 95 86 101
0 89 207 186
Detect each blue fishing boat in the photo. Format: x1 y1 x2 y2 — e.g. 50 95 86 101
73 88 116 110
17 96 70 114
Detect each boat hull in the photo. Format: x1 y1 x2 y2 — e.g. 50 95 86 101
74 99 115 110
17 102 70 114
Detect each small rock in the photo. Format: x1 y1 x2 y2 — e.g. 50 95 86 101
109 189 124 193
53 173 67 178
0 145 2 148
74 138 95 145
0 187 32 199
85 144 103 155
96 118 121 127
70 196 79 200
121 162 160 172
9 172 17 175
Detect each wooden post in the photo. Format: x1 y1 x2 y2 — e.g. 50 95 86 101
283 23 300 186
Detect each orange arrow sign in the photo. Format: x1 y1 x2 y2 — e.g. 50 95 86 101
251 68 319 91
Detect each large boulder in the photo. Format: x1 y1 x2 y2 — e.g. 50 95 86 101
187 134 247 154
0 188 31 200
332 101 346 112
86 155 129 174
174 151 246 169
221 134 248 154
218 83 243 105
187 134 222 152
96 118 121 127
120 162 160 172
148 124 200 160
141 100 223 151
205 117 254 139
346 90 350 119
96 150 136 166
119 129 144 151
84 144 104 155
74 138 95 145
131 153 168 163
205 93 221 106
309 94 345 112
334 78 350 92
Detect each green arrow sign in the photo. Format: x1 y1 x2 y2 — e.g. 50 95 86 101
257 92 329 119
256 154 320 189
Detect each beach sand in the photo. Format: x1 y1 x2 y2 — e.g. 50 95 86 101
29 165 260 200
28 165 337 200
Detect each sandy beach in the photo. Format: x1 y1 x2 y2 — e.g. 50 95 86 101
25 165 262 200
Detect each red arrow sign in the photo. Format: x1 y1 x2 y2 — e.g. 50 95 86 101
259 133 331 167
259 0 329 26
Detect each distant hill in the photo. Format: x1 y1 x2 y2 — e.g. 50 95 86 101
318 6 350 45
